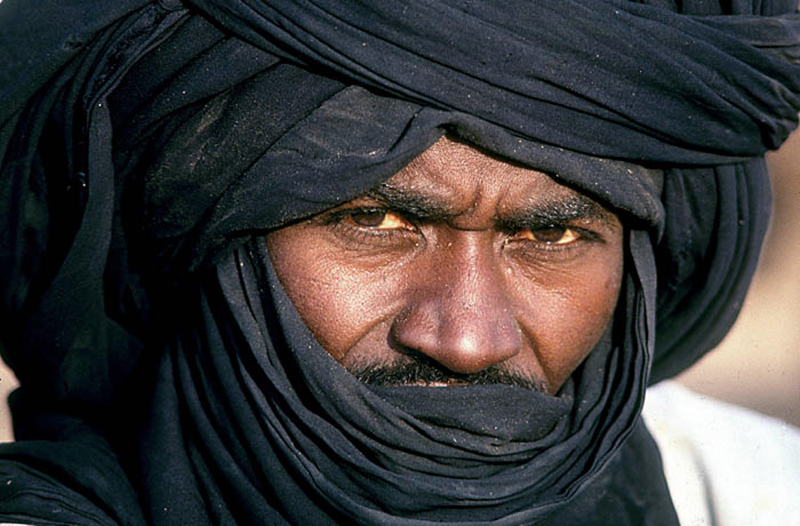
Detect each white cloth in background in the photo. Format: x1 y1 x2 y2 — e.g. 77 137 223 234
643 381 800 526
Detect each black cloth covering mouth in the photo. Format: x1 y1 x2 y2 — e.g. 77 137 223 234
0 0 797 524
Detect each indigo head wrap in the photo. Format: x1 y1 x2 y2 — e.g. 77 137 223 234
0 0 797 524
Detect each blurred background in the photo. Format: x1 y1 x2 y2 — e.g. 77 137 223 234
0 130 798 442
678 128 800 427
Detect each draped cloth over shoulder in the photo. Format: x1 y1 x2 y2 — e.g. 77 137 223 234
0 0 797 524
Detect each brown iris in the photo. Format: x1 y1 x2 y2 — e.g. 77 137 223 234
347 210 411 230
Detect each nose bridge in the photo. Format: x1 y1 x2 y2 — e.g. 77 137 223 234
391 231 522 374
446 233 502 316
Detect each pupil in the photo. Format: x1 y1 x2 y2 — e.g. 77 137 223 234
351 210 386 227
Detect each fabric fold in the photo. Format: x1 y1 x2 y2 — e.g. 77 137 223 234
0 0 796 523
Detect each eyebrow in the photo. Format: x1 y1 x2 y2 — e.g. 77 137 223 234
364 183 618 230
364 184 454 222
500 194 618 232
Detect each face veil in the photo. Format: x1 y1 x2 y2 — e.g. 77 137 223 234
0 1 797 525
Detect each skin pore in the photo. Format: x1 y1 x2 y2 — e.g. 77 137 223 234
267 137 624 395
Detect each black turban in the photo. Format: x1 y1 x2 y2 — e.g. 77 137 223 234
0 0 797 524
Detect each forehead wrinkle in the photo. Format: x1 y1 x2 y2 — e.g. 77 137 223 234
374 169 526 229
368 178 506 231
393 137 497 216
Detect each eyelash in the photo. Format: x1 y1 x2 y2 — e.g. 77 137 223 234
504 229 601 263
323 207 602 252
324 207 420 244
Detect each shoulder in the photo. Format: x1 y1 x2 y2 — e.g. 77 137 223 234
0 454 118 526
0 434 146 526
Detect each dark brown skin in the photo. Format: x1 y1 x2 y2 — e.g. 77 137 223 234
267 137 624 394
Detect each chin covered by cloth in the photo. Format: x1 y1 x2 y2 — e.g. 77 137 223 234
0 0 798 524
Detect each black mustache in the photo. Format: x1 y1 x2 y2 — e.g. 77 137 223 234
350 355 546 392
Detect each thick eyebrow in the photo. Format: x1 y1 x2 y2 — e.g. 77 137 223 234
365 183 618 230
364 184 455 222
499 194 619 232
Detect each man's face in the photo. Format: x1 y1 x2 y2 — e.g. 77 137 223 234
267 137 624 394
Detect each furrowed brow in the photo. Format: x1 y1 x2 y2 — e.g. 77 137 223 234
364 183 617 230
500 195 617 231
364 184 455 222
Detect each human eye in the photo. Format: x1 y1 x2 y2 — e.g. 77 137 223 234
514 225 581 246
504 223 603 260
324 207 419 246
341 209 413 230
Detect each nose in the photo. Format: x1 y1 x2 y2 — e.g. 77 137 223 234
390 233 522 374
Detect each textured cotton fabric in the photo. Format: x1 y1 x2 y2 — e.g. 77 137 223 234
0 0 797 524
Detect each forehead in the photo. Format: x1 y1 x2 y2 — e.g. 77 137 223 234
374 137 614 223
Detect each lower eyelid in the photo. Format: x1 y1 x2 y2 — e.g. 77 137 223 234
328 219 421 247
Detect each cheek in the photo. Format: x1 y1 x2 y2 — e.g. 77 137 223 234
266 230 402 362
516 248 624 388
